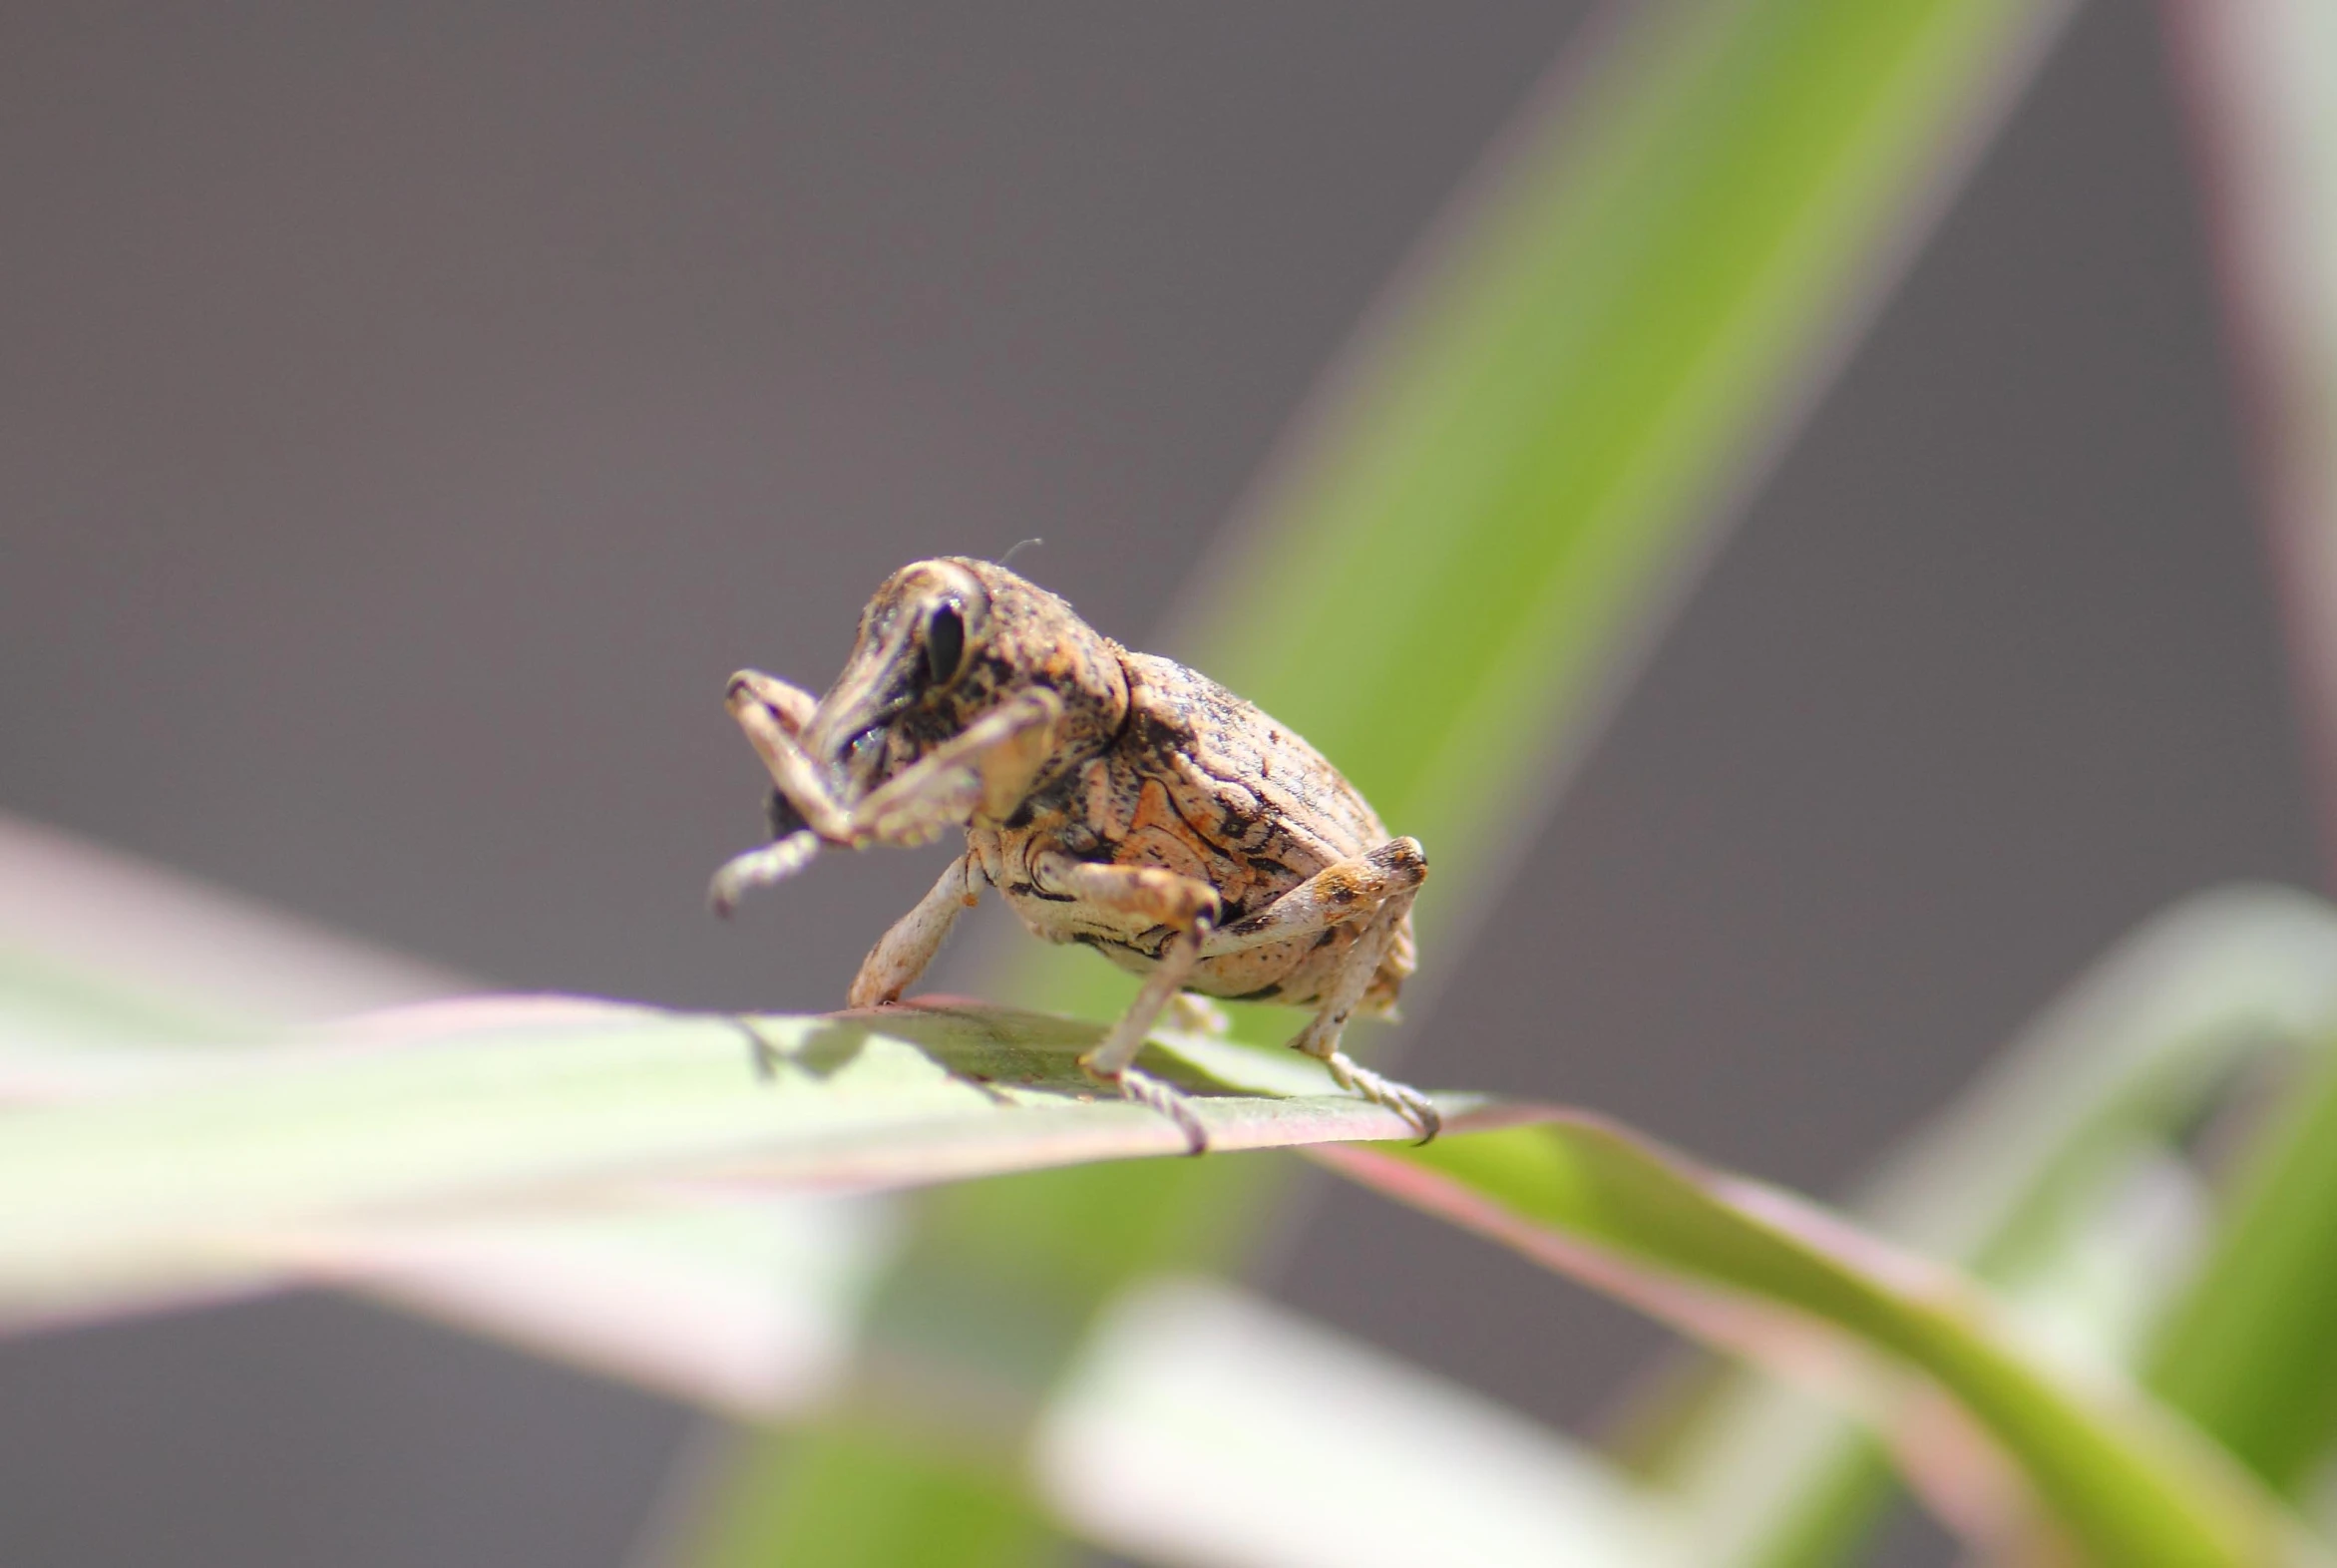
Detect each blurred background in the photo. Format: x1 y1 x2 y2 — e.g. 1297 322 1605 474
0 3 2315 1564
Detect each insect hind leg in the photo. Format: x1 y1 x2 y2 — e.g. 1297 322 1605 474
1287 888 1439 1141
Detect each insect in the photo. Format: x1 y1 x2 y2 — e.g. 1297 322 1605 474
707 556 1436 1152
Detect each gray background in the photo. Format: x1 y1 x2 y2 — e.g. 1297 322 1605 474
0 3 2314 1565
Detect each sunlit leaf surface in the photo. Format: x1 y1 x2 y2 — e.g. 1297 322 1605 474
0 995 1481 1323
10 822 2330 1562
6 816 1679 1566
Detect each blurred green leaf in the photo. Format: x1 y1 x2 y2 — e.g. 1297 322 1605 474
0 815 928 1416
1315 1115 2330 1567
1032 1277 1674 1568
713 0 2078 1557
1611 0 2337 1545
680 1419 1067 1568
4 822 1678 1566
2148 1048 2337 1493
1617 887 2337 1562
22 964 2315 1563
1176 0 2067 888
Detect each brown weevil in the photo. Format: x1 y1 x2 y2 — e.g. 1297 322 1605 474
708 557 1435 1152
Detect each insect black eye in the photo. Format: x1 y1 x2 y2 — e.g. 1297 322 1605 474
925 599 966 685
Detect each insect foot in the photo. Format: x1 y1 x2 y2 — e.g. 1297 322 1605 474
1088 1061 1211 1156
1292 1010 1441 1143
1326 1054 1442 1144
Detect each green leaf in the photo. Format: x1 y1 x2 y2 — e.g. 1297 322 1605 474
657 1275 1688 1568
0 996 1481 1323
1031 1277 1674 1568
1313 1117 2330 1567
19 814 2325 1561
0 815 919 1413
15 970 2316 1563
1622 886 2337 1562
1175 0 2074 890
4 817 1680 1565
2148 1047 2337 1492
676 1420 1069 1568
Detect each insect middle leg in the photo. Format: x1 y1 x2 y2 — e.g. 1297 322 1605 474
1030 851 1221 1153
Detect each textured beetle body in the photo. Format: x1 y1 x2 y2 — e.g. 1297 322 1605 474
709 556 1434 1150
971 653 1411 1013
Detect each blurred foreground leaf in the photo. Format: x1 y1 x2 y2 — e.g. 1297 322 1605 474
8 977 2316 1564
16 814 2337 1562
1031 1277 1675 1568
0 815 911 1414
5 817 1678 1566
0 995 1480 1324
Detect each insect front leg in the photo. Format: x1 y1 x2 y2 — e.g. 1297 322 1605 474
847 853 983 1007
729 668 818 737
846 688 1063 848
1030 850 1221 1154
709 670 850 915
725 670 852 840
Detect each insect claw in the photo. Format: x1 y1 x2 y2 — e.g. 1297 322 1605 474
1318 1049 1440 1143
1109 1065 1211 1155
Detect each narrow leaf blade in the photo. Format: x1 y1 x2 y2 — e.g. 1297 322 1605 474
1315 1120 2326 1566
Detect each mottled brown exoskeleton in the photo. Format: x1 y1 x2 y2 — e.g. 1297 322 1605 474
707 557 1435 1152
